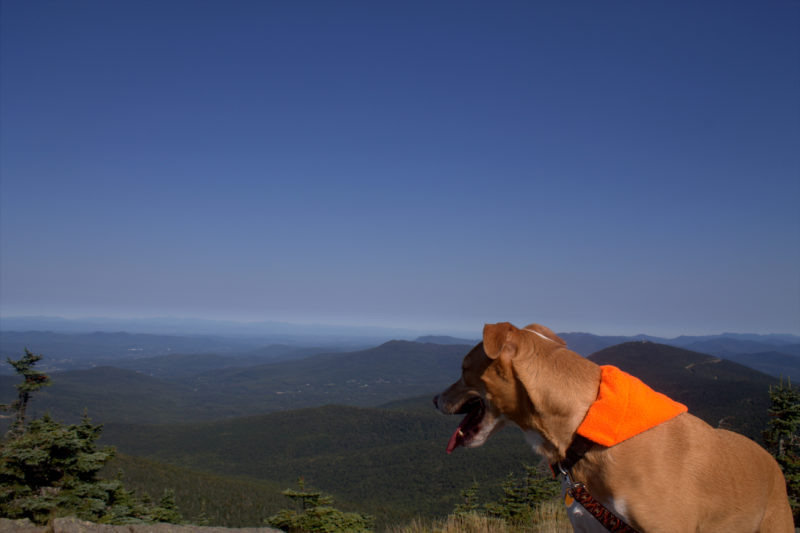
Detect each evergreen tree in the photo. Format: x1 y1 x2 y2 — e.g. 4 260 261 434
764 379 800 523
151 489 183 524
0 351 182 525
485 473 528 521
453 481 480 516
280 478 335 510
1 349 51 437
485 465 559 524
267 478 373 533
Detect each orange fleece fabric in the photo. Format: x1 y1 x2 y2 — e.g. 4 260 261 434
576 365 688 447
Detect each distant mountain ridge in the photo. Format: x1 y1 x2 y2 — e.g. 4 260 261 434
0 331 345 375
559 331 800 356
558 332 800 381
414 335 478 345
3 326 798 382
2 328 796 378
2 340 472 424
3 335 786 433
0 315 437 342
0 330 258 365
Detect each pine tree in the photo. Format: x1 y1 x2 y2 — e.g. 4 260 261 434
453 481 480 516
1 348 51 437
485 465 559 524
520 464 559 504
485 473 528 521
266 478 373 532
764 379 800 523
280 478 335 510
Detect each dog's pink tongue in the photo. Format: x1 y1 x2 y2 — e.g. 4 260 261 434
446 426 463 454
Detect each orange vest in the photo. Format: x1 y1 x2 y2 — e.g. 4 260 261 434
576 365 688 447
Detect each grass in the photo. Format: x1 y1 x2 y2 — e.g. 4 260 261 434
386 504 572 533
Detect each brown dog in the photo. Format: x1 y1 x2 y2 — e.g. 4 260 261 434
434 322 793 532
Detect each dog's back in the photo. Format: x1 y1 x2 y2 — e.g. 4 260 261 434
581 413 793 532
711 427 793 532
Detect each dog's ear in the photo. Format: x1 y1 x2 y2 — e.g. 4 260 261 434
523 323 566 346
483 322 519 360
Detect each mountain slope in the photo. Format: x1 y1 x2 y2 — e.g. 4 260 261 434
183 340 471 412
103 454 289 527
106 344 335 379
22 366 211 424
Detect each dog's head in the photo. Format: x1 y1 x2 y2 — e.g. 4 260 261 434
433 322 569 454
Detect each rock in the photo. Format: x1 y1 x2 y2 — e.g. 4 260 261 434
0 518 47 533
49 517 283 533
51 517 131 533
0 517 283 533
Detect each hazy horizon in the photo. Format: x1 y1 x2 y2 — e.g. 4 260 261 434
2 313 798 341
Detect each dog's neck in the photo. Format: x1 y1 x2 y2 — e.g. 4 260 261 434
514 346 602 464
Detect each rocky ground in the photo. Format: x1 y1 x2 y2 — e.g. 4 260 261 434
0 518 283 533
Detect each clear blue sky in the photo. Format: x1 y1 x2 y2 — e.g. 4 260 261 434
1 1 798 337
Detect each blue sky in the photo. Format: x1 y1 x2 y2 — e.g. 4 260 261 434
1 1 798 337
